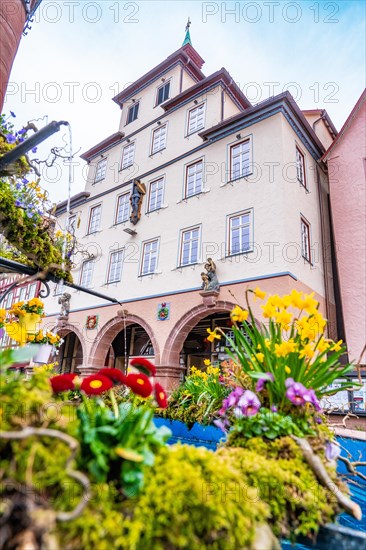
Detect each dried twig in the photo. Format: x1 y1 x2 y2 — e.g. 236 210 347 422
0 426 91 522
338 456 366 482
292 435 362 520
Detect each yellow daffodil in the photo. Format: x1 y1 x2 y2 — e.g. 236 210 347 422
299 343 315 360
274 340 297 357
253 287 266 300
285 366 291 374
207 366 219 376
289 289 304 309
317 337 330 354
302 293 318 315
261 303 277 319
203 359 211 366
281 294 292 308
206 328 221 342
255 352 264 363
331 339 343 352
274 310 292 329
230 305 249 323
267 294 283 308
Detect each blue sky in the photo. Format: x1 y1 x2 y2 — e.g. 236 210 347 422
4 0 365 203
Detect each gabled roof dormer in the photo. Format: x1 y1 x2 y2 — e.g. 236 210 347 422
112 41 206 109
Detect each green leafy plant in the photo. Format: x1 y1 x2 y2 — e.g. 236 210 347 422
162 362 230 426
227 407 316 440
50 360 171 496
223 289 356 406
77 399 170 497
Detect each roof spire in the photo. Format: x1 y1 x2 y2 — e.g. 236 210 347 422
182 17 192 46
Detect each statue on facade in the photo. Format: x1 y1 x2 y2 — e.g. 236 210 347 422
201 258 220 292
201 272 209 291
58 292 71 320
130 179 146 225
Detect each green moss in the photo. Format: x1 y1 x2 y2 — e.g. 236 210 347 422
0 371 348 549
60 445 269 550
218 437 341 540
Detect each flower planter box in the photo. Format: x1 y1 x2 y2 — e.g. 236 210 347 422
154 417 366 549
32 344 53 364
153 417 223 449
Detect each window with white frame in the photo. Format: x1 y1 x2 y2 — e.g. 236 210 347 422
187 104 205 134
296 147 307 188
228 211 252 256
151 125 167 154
127 102 139 124
180 227 200 266
148 177 164 212
156 81 170 106
185 160 203 197
141 240 159 275
301 217 311 262
115 193 130 224
108 250 124 283
5 291 13 309
19 287 27 301
28 283 37 299
121 142 135 169
80 260 94 288
88 205 101 234
95 158 107 183
230 139 251 181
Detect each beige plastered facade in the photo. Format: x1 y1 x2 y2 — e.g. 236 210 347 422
43 42 338 389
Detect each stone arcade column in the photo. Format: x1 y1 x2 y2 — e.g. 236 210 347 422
154 365 186 392
77 364 100 377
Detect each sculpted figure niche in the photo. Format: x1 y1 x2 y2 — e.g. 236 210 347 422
130 179 146 225
201 258 220 292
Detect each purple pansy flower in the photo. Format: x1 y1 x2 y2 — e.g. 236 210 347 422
234 390 261 417
213 418 229 433
17 128 26 135
271 405 278 413
325 441 341 461
285 380 308 406
304 389 322 412
256 372 274 392
315 417 322 424
285 378 295 388
219 386 244 415
6 134 16 144
31 146 38 154
22 178 29 184
15 200 23 207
